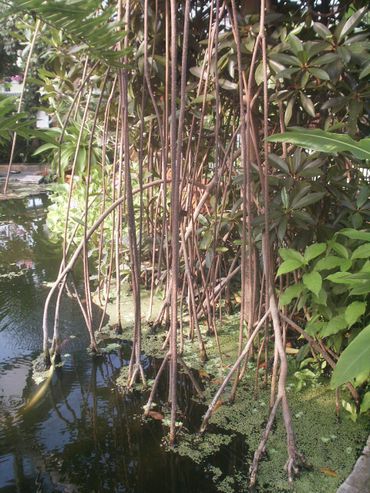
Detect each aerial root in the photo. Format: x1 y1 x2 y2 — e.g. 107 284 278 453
178 356 204 398
127 361 146 389
285 456 300 482
249 396 281 487
249 392 305 488
144 352 170 416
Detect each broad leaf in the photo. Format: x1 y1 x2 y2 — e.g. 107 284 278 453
315 256 345 271
331 325 370 388
268 129 370 161
303 271 322 296
304 243 326 262
327 271 370 285
279 284 303 306
339 228 370 241
219 79 238 91
313 22 332 40
279 248 305 263
269 153 290 174
359 61 370 80
351 243 370 260
284 97 295 126
345 301 366 327
300 92 316 117
308 68 330 80
360 392 370 414
328 241 349 259
277 259 303 276
336 7 368 42
291 192 325 209
321 315 348 338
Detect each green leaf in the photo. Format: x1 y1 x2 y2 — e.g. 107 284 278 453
219 79 238 91
70 215 85 226
287 33 303 56
350 282 370 296
279 248 305 263
327 272 370 288
279 284 303 306
359 61 370 80
321 315 348 337
269 53 301 66
304 243 326 262
313 22 332 40
312 53 338 65
360 392 370 414
308 67 330 80
284 97 295 126
291 192 325 209
306 317 325 336
303 271 322 296
300 92 316 117
281 187 289 208
314 287 327 306
351 243 370 260
356 185 370 209
339 228 370 241
269 153 290 174
275 67 300 79
277 259 303 276
336 7 368 42
328 241 349 259
315 256 345 271
331 324 370 388
255 62 266 86
345 301 366 327
268 128 370 161
32 142 59 156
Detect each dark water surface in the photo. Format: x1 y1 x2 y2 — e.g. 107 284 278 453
0 195 222 493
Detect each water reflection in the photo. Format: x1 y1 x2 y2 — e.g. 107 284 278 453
0 195 217 493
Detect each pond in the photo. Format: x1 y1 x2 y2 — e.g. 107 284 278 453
0 194 367 493
0 194 223 493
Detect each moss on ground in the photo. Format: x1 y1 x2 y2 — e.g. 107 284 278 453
104 298 369 493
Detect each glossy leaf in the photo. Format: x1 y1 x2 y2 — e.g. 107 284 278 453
291 192 325 209
331 324 370 388
312 53 338 65
269 153 290 174
336 7 368 42
359 61 370 80
313 22 332 40
284 96 295 126
308 67 330 80
300 92 316 117
268 128 370 161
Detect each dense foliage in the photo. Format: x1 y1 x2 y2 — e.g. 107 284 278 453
1 0 369 485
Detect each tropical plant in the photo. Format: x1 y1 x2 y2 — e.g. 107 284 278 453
1 0 369 487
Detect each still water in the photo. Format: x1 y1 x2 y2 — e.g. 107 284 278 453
0 194 223 493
